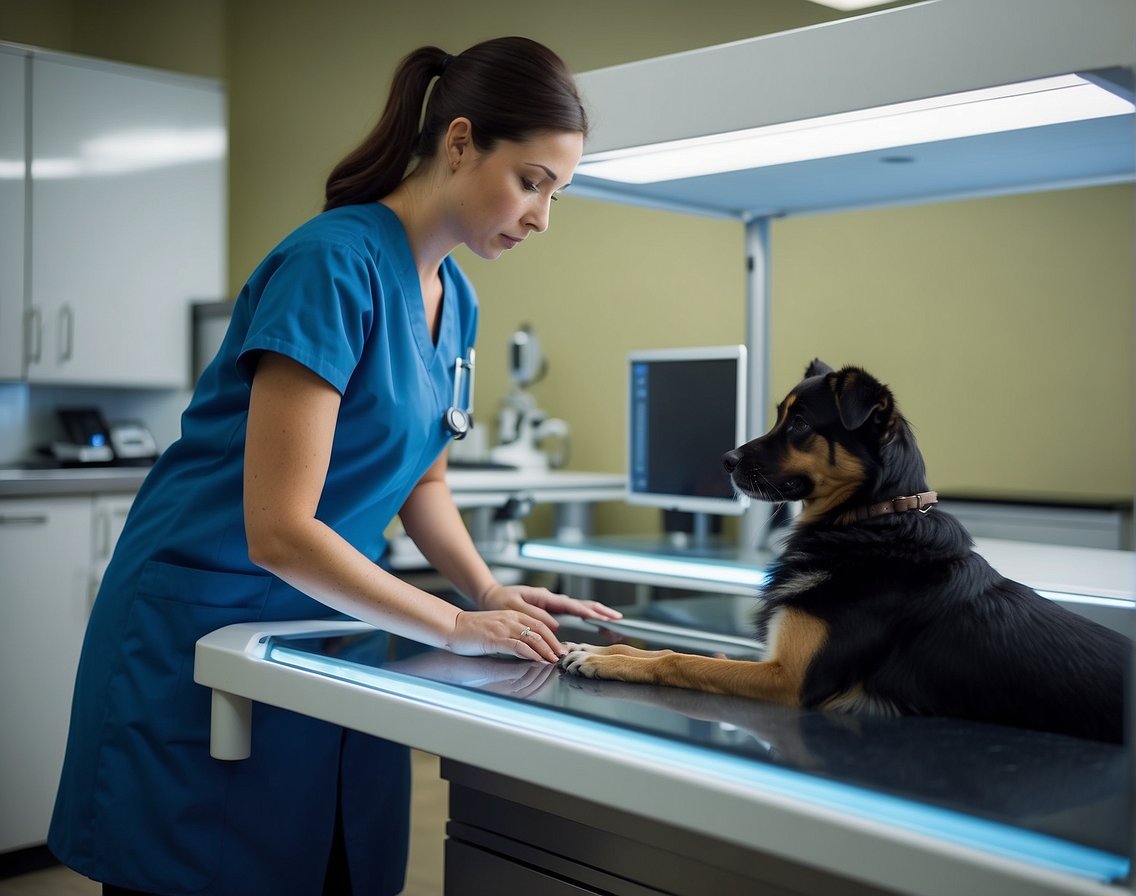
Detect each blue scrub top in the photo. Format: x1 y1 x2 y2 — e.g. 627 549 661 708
49 203 478 894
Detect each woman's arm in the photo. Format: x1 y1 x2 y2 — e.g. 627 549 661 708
396 451 500 607
399 451 624 627
243 351 563 662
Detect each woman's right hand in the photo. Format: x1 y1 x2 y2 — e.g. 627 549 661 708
448 609 564 664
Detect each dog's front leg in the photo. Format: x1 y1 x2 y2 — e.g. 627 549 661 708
561 651 800 705
560 608 827 707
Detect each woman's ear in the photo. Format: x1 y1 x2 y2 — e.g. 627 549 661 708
445 117 474 170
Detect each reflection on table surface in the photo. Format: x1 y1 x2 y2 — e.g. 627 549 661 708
269 593 1129 868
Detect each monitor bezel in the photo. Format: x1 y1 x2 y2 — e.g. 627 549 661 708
626 344 750 517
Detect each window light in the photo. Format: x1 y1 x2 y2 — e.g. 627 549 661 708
576 74 1135 184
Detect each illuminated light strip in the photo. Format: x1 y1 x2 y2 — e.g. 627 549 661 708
1037 590 1134 610
520 543 1130 607
519 541 768 589
577 74 1135 184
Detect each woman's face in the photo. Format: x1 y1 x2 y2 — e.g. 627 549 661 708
450 128 584 260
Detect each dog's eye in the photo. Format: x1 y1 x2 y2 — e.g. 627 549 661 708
788 415 811 434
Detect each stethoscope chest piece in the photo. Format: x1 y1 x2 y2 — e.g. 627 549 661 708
443 348 475 440
444 405 471 440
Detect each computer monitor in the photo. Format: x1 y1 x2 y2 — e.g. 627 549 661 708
627 344 750 518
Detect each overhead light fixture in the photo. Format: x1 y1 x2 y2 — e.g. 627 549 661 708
576 74 1135 184
808 0 892 10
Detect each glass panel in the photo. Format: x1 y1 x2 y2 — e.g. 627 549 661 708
265 598 1129 883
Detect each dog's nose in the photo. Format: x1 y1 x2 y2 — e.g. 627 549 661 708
722 449 742 474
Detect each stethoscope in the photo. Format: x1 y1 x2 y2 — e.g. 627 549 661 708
443 348 475 440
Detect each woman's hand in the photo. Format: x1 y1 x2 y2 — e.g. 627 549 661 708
447 608 563 663
478 583 624 626
446 585 623 664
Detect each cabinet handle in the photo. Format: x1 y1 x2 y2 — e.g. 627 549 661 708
24 307 42 363
0 514 49 526
59 303 74 362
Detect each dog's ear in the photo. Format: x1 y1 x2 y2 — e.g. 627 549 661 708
804 359 834 379
830 367 894 432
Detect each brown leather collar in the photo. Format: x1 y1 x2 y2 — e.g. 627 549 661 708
851 490 938 522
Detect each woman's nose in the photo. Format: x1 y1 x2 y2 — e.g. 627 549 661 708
525 199 551 234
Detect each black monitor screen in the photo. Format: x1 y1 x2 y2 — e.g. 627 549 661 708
628 345 748 516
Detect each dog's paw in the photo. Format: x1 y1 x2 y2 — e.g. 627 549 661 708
558 645 606 679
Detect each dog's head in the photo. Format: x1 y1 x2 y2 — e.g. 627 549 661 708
723 360 927 525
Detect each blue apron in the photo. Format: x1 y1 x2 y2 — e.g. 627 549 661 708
49 203 478 894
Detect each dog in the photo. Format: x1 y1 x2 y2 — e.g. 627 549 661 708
561 360 1129 744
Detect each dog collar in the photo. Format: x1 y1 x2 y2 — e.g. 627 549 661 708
852 490 938 521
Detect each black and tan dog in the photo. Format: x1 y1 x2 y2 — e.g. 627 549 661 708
561 360 1129 744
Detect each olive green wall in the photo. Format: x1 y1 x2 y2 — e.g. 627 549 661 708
3 0 1131 538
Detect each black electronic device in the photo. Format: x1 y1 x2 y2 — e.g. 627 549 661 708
52 407 159 466
53 407 115 464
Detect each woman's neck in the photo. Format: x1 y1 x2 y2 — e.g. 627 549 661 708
380 167 455 285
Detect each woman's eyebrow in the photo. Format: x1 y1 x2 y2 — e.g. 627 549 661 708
525 162 558 181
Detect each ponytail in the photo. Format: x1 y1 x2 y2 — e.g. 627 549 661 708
324 46 448 211
324 37 588 211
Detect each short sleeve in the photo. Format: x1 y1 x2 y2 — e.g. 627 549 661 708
236 241 375 394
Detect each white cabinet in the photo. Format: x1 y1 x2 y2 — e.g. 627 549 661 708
0 497 92 852
7 45 226 387
0 47 26 380
90 492 134 594
0 491 136 853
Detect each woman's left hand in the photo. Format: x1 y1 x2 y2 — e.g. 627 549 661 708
477 584 622 632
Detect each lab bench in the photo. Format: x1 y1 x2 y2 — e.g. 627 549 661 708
195 614 1130 896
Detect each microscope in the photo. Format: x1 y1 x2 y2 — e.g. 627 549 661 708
488 324 570 472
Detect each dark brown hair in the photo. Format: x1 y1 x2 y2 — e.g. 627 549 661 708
324 37 588 211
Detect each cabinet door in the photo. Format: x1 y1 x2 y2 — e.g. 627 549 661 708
90 492 135 598
0 47 26 381
28 54 225 387
0 496 92 852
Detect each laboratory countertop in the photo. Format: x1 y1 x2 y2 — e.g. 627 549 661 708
0 464 152 496
196 603 1130 896
0 463 625 501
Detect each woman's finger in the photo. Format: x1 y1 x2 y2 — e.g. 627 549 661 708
511 618 561 663
522 588 623 622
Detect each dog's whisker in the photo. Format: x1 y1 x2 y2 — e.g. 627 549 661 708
754 469 787 502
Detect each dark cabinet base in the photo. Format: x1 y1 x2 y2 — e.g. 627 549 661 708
442 759 896 896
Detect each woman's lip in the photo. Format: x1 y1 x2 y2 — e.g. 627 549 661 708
502 234 522 248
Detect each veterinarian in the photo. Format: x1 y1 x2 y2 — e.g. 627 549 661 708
49 36 620 896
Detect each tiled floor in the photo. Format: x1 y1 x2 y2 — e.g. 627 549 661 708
0 751 447 896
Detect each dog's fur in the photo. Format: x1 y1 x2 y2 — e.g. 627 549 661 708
561 360 1129 744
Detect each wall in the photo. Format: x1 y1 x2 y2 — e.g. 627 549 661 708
0 0 1130 537
222 0 1134 538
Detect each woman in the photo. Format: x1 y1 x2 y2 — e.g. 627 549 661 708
49 36 620 896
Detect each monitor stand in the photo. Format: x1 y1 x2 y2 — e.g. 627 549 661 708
665 512 716 551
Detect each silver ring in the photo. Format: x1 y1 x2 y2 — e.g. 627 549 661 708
519 626 532 639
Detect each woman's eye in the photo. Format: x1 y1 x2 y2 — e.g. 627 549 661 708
521 177 538 193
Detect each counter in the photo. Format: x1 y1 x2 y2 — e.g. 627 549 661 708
0 464 624 506
195 613 1130 896
0 465 151 497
